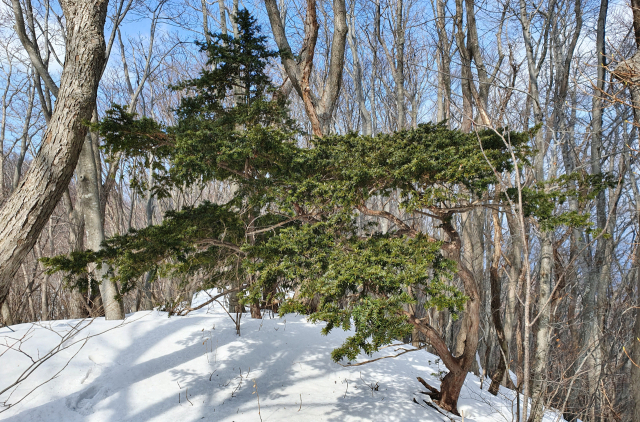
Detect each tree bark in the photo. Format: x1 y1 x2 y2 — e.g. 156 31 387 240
0 0 109 311
418 214 480 415
518 0 554 418
77 125 124 320
435 0 451 125
393 0 405 130
454 0 473 132
489 203 512 394
62 189 91 319
504 209 523 385
346 5 372 136
458 207 483 378
613 1 640 416
590 0 609 414
264 0 347 137
201 0 211 43
0 299 12 326
136 155 155 312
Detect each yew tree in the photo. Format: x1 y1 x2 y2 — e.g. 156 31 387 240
245 125 530 414
43 10 535 415
44 10 299 316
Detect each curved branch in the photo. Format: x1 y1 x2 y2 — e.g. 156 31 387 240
11 0 59 97
356 204 418 237
194 239 246 255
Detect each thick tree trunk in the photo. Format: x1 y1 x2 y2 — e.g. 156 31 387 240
489 204 513 394
458 208 483 377
393 0 405 130
0 0 109 311
518 0 554 417
63 189 92 319
529 231 553 422
136 158 155 312
454 0 473 132
584 2 608 419
1 301 13 326
370 0 380 135
504 210 522 381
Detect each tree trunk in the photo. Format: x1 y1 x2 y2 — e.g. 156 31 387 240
529 231 553 422
369 0 380 135
613 5 640 412
77 126 124 320
586 2 608 418
1 300 13 326
265 0 347 137
454 0 473 132
0 0 109 313
458 208 483 378
430 216 480 414
137 155 155 311
393 0 405 130
518 0 553 416
62 189 92 319
489 202 513 394
346 6 372 136
435 0 451 124
40 273 49 321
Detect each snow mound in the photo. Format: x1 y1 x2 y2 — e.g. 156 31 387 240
0 291 563 421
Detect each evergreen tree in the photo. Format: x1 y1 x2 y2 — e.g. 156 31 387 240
43 11 607 415
46 10 298 316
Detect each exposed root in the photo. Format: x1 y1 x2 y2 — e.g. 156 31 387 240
416 376 441 400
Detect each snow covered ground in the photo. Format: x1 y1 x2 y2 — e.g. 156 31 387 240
0 291 563 422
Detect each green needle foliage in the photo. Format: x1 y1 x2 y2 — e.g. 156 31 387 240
49 10 296 310
94 9 297 198
42 202 245 297
504 172 616 231
246 218 462 361
244 125 529 362
44 10 610 367
267 123 530 212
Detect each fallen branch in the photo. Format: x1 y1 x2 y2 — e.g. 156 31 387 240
337 344 427 367
177 289 236 316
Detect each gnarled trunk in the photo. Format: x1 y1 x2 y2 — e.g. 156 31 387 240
411 215 480 415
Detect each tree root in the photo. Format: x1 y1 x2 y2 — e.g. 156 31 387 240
416 376 441 400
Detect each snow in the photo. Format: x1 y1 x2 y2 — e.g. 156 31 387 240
0 291 564 422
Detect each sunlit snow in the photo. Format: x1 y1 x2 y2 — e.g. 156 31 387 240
0 291 564 422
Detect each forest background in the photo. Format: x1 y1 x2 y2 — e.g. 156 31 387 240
0 0 638 421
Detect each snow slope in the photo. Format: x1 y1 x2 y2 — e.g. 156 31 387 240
0 292 563 422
